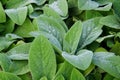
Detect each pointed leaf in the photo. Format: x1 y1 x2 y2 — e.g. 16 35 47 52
0 2 6 23
5 7 27 25
14 18 36 37
70 68 85 80
62 50 93 70
29 36 56 80
93 52 120 78
63 21 82 54
78 18 102 49
49 0 68 17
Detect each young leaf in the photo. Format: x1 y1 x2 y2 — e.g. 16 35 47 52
56 61 73 80
29 35 56 80
7 43 31 60
30 31 62 54
100 15 120 29
78 18 102 49
0 2 6 23
78 0 99 10
70 68 85 80
62 50 93 70
6 0 46 8
49 0 68 17
33 15 66 43
9 60 29 75
14 18 36 37
0 53 12 71
5 7 27 25
63 21 82 54
0 71 21 80
93 52 120 78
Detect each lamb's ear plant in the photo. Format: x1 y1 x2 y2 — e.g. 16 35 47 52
0 0 120 80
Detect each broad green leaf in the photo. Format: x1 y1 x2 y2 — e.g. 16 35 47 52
0 53 12 71
9 60 29 75
29 36 56 80
7 43 31 60
49 0 68 17
30 31 62 54
33 15 66 43
93 52 120 78
110 42 120 55
54 75 65 80
56 61 73 80
70 68 85 80
0 37 14 51
62 50 93 70
78 18 102 49
63 21 82 54
40 76 48 80
0 71 21 80
100 15 120 29
6 0 46 8
0 2 6 23
5 7 27 25
78 0 99 10
14 18 36 37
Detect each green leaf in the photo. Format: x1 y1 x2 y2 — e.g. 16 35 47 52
103 74 114 80
70 68 85 80
110 42 120 55
113 0 120 20
0 53 12 71
62 49 93 70
5 7 27 25
56 61 73 80
78 0 99 10
43 7 68 31
2 19 15 34
19 73 32 80
0 1 6 23
96 35 114 43
93 52 120 78
9 60 29 75
40 76 48 80
14 18 36 37
0 71 21 80
95 2 112 11
100 15 120 29
33 15 66 43
63 21 82 54
7 43 31 60
54 75 65 80
29 35 56 80
6 0 46 8
30 31 62 54
0 37 14 51
49 0 68 17
78 18 102 49
85 11 103 20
